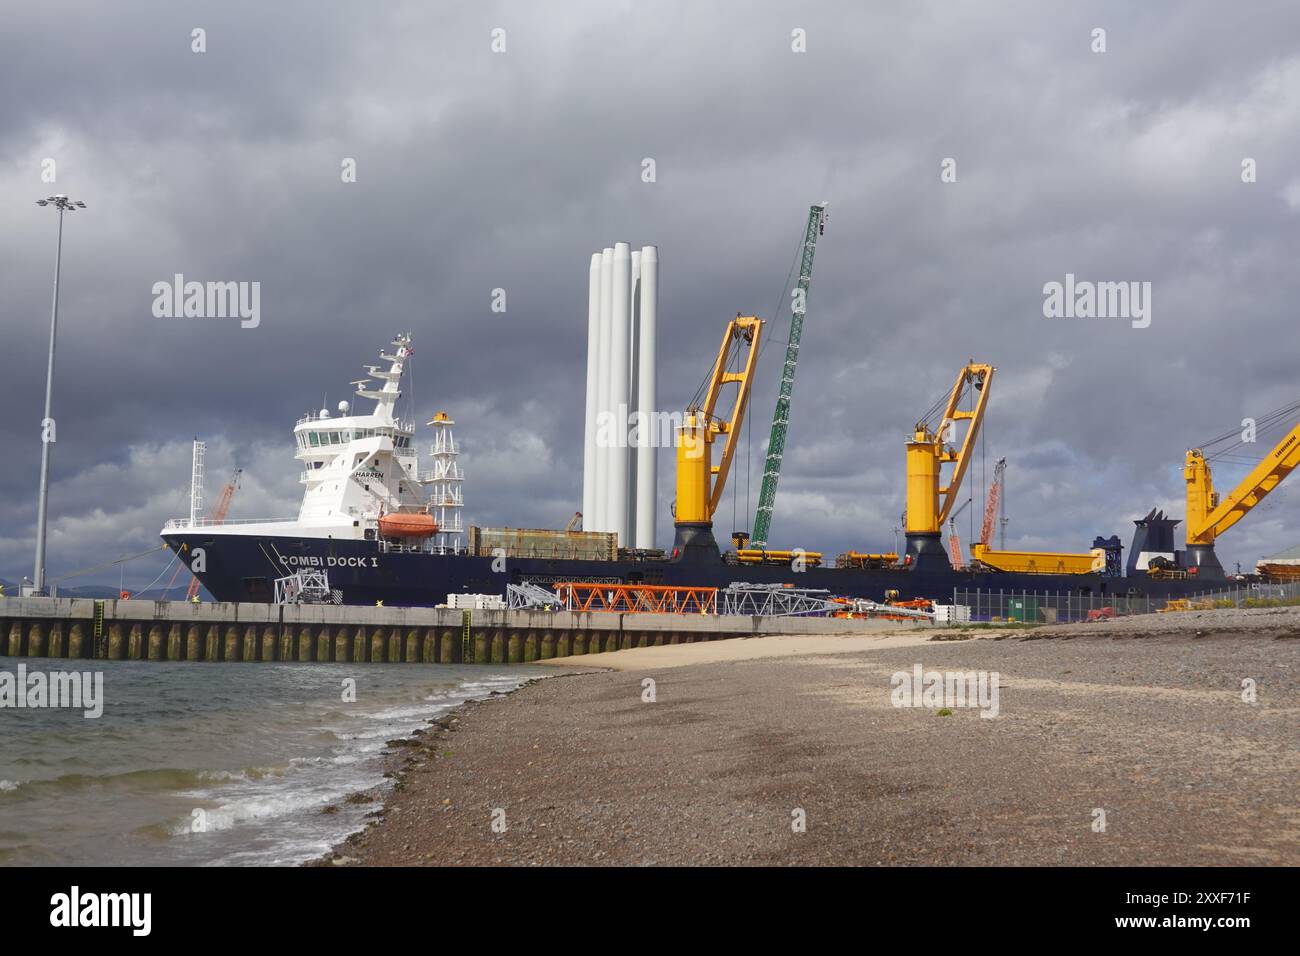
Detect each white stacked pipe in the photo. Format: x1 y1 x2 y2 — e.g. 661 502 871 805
594 248 614 532
627 248 641 541
635 245 658 550
608 243 632 546
582 253 601 529
582 243 658 547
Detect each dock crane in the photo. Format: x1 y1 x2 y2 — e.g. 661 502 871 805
672 315 764 562
751 203 828 549
1182 415 1300 576
903 362 994 568
977 406 1300 580
903 365 1107 575
979 458 1007 549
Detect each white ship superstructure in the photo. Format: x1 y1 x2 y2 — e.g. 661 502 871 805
163 334 441 549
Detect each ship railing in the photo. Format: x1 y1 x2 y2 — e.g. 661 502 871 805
294 413 415 432
375 538 468 556
163 516 295 530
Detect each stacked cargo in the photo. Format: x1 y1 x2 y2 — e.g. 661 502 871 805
468 526 618 562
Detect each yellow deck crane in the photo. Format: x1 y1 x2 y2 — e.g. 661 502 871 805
903 362 994 569
1181 417 1300 576
671 314 763 562
906 363 1105 575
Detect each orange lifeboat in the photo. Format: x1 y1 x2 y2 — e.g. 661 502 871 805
378 513 438 538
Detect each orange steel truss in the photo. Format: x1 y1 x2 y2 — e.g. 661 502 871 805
554 582 718 614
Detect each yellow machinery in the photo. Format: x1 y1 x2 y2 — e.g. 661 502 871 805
672 315 763 559
969 543 1104 575
1182 419 1300 573
735 549 823 567
837 551 899 569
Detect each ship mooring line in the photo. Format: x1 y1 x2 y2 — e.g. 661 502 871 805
50 544 169 584
132 549 183 597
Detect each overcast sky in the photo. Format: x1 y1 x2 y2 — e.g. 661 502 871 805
2 0 1299 590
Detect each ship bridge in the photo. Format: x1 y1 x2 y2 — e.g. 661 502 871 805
164 334 438 547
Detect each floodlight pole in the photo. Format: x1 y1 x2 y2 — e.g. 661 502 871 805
31 195 83 595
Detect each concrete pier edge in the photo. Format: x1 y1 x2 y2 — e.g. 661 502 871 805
0 597 912 664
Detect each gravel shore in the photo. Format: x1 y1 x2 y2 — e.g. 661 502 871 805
319 620 1298 866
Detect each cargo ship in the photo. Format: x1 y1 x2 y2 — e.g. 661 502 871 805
160 329 1296 607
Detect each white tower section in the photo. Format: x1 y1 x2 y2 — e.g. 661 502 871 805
582 253 602 531
427 411 464 553
595 247 614 532
582 243 659 548
608 243 632 545
635 245 658 549
189 439 206 527
628 248 641 540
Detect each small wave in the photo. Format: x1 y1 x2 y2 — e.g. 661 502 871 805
195 767 286 784
354 703 452 723
3 670 534 865
168 788 342 836
3 766 284 797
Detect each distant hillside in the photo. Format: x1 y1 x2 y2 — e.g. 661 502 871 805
0 579 206 601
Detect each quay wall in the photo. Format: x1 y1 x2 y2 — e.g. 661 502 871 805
0 598 902 664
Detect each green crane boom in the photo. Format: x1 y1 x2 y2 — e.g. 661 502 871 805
751 202 828 549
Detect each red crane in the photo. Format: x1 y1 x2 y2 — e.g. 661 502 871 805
979 458 1007 547
169 468 242 600
947 497 972 570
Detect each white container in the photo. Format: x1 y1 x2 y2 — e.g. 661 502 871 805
447 593 505 610
934 604 972 624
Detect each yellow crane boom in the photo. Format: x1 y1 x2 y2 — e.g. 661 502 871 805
1184 423 1300 546
675 314 763 526
905 362 995 536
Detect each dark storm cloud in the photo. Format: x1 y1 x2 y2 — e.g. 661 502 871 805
2 0 1299 588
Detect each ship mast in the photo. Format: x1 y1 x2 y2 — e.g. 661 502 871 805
350 333 411 423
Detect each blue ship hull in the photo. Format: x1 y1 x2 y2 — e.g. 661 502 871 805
160 529 1221 608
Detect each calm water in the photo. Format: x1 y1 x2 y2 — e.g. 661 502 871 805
0 657 537 866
